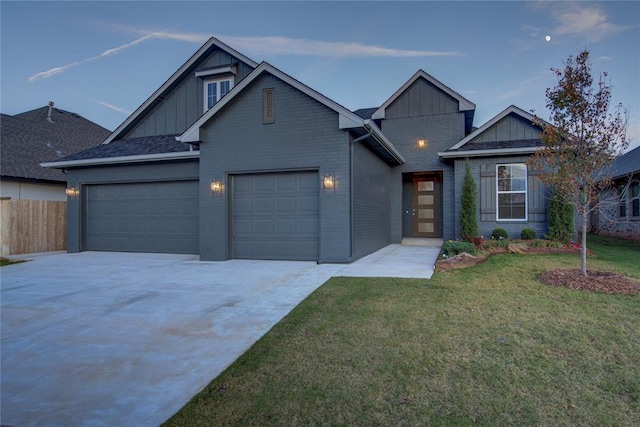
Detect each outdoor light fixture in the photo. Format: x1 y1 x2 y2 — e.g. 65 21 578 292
210 179 224 195
323 174 335 190
417 139 426 149
65 187 79 198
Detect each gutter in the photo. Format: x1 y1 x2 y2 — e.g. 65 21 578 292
363 120 406 165
40 150 200 169
438 146 541 159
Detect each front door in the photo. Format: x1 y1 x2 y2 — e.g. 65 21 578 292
412 177 442 238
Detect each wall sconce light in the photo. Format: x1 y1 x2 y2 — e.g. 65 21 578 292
210 179 224 195
323 174 335 190
65 187 79 198
417 139 427 149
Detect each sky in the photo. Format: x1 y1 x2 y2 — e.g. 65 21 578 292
2 1 639 151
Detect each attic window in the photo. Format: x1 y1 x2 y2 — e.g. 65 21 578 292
204 78 233 110
263 89 274 124
196 65 237 111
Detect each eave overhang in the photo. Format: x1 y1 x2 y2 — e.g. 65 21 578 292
40 151 199 169
438 146 541 159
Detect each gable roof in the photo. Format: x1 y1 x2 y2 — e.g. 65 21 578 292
439 105 543 159
102 37 259 146
1 105 110 183
178 61 405 165
371 70 475 120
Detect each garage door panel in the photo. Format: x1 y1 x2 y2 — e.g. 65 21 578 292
86 181 198 254
232 172 318 261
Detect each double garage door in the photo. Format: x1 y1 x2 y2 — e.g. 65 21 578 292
85 172 319 260
85 181 199 254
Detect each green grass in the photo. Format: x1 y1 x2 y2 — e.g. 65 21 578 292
0 257 25 267
165 236 640 426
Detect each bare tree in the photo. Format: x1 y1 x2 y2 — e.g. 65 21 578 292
529 50 628 276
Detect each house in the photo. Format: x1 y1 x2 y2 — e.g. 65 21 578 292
42 37 548 262
1 103 111 201
592 146 640 239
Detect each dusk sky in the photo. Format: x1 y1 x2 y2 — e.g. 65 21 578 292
2 1 639 150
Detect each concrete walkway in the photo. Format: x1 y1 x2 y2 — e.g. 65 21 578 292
1 243 440 426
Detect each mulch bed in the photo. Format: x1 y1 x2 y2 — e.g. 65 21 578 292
538 269 639 295
436 245 639 295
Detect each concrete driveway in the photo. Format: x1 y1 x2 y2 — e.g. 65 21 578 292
1 245 438 426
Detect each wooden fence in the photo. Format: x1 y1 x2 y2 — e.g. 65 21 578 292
0 199 66 256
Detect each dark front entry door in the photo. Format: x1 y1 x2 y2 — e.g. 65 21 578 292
412 177 442 238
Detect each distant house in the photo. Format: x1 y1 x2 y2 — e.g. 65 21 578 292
1 103 110 201
593 146 640 239
43 37 550 261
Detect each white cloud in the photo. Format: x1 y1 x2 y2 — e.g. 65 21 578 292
544 3 631 43
92 100 132 115
28 34 156 82
28 27 461 82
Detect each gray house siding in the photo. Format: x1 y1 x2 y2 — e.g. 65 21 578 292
126 50 254 139
453 155 547 240
64 160 199 252
383 112 466 241
351 140 395 259
467 113 540 144
386 79 459 119
198 73 353 262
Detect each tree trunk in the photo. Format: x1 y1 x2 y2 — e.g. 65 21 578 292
581 209 588 277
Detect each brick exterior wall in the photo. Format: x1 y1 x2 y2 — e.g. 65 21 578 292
382 112 466 241
595 176 640 239
199 73 354 262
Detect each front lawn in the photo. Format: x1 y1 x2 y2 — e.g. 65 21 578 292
165 235 639 426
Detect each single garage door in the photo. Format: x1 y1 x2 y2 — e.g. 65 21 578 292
86 181 199 254
232 171 319 260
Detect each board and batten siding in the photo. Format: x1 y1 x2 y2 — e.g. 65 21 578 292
125 50 254 139
386 79 459 119
468 113 541 144
454 156 548 240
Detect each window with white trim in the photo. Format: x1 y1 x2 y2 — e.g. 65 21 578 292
497 164 527 221
204 77 232 110
618 185 627 218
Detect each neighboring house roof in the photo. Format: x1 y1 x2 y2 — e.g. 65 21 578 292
178 61 405 166
611 145 640 179
439 105 543 159
102 37 259 146
1 105 110 183
41 135 198 168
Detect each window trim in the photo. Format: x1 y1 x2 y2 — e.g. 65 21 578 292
618 184 628 218
496 163 528 222
203 77 233 111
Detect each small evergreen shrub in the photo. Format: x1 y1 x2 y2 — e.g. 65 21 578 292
491 228 509 240
460 159 478 240
547 188 574 243
442 240 476 257
521 228 537 240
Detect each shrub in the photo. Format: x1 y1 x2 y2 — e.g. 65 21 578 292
547 188 574 243
460 159 478 239
442 240 476 257
521 228 537 240
491 228 509 240
470 235 484 249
